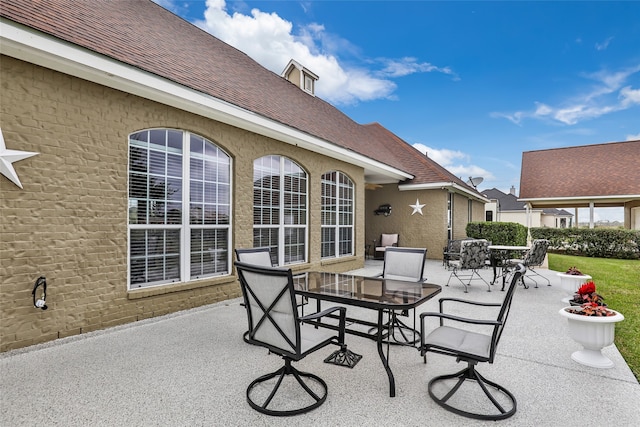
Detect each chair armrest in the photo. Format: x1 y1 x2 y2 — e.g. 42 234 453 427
301 306 348 344
421 311 502 330
300 306 346 322
438 297 501 308
420 311 501 326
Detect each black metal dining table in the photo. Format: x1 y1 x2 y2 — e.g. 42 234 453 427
292 271 442 397
488 245 530 290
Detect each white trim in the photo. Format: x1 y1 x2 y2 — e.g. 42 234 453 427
519 195 640 203
1 19 411 183
399 181 490 202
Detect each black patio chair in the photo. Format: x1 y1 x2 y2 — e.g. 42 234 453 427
375 247 427 345
442 238 468 269
234 247 274 267
235 247 309 313
446 239 491 292
235 261 361 416
419 263 526 420
373 233 399 259
506 239 550 288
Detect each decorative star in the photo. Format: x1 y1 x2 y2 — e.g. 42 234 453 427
0 128 38 189
410 198 425 215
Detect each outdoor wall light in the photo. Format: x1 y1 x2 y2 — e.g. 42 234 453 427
374 204 392 216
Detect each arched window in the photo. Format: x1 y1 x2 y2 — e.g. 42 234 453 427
253 155 307 265
128 129 231 288
321 171 354 258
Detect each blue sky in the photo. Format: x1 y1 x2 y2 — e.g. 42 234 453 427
157 0 640 222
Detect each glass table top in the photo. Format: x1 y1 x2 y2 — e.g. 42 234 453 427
293 271 442 310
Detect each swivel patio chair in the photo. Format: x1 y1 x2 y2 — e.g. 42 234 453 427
235 261 361 416
234 247 274 267
419 264 526 420
506 239 550 288
446 239 491 292
234 247 307 332
376 247 427 345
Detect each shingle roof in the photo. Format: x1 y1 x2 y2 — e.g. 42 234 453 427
482 188 526 210
0 0 475 193
520 140 640 200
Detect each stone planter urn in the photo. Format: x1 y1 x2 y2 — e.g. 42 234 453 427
558 307 624 368
557 273 592 302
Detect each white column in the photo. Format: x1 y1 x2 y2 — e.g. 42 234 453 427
589 201 595 229
526 203 532 245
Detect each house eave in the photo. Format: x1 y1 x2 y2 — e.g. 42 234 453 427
0 18 412 183
519 195 640 208
399 182 490 203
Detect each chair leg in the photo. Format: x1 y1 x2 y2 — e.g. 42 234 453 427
246 358 328 416
525 267 550 288
427 362 516 420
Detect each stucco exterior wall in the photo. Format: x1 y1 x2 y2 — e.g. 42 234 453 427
365 186 483 259
0 57 364 351
499 211 542 228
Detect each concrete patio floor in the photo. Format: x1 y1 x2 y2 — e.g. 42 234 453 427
1 259 638 426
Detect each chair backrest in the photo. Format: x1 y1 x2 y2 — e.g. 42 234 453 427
459 239 489 269
235 247 273 267
489 263 526 362
447 238 468 253
234 261 300 357
382 247 427 282
380 233 399 247
523 239 549 267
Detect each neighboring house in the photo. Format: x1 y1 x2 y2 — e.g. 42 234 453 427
519 140 640 230
483 187 573 228
0 0 486 351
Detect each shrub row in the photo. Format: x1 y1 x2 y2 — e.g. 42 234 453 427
466 222 528 246
531 227 640 259
466 222 639 259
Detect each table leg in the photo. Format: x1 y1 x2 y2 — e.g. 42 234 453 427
377 309 395 397
491 255 498 284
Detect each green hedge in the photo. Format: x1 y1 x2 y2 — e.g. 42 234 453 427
466 222 528 246
531 227 640 259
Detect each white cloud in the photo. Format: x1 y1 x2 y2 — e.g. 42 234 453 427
595 36 614 51
493 64 640 126
627 132 640 141
379 58 458 80
412 143 495 181
189 0 454 105
620 86 640 107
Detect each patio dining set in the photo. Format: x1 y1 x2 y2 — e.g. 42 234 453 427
232 241 548 420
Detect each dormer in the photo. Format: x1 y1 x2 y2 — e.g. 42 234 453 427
281 59 319 96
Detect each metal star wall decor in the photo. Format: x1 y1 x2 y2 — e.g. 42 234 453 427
410 198 425 215
0 128 38 189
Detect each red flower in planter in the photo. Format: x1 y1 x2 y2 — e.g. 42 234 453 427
577 281 596 295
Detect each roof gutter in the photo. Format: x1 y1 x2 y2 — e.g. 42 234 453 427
399 182 490 203
0 19 412 182
519 195 640 203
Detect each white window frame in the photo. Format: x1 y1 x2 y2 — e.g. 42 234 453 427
127 129 232 289
321 171 354 259
253 155 308 266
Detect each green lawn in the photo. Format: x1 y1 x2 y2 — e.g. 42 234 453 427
548 254 640 380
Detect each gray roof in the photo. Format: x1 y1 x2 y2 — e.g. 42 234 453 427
483 188 573 217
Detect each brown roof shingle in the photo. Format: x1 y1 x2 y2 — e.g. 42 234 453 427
519 140 640 200
1 0 473 191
